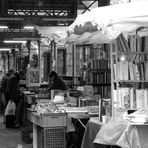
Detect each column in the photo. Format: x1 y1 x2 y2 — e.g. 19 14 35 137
26 40 31 67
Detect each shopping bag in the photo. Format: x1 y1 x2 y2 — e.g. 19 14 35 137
5 100 16 116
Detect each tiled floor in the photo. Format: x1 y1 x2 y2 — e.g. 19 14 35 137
0 114 32 148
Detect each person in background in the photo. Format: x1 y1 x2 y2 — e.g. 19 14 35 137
19 70 26 80
48 71 68 91
1 69 15 118
15 70 26 127
5 70 18 103
5 71 21 128
1 73 9 108
1 72 10 123
13 72 22 128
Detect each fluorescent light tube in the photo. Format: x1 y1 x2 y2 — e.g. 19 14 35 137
4 40 27 43
0 48 10 51
0 26 8 29
23 26 34 29
0 18 24 21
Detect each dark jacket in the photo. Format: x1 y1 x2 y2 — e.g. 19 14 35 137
49 77 67 91
1 74 9 93
5 74 20 102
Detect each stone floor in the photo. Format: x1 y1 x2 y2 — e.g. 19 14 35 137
0 114 32 148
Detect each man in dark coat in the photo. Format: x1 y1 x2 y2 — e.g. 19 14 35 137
1 73 9 108
5 71 21 128
5 72 20 103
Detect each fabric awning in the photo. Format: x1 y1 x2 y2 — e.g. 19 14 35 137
67 1 148 44
37 26 68 46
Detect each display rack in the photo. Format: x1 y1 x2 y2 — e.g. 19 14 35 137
111 34 148 118
26 67 40 87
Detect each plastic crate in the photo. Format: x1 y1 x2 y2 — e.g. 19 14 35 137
37 126 66 148
30 112 66 127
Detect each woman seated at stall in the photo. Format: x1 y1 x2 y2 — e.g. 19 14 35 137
48 71 68 91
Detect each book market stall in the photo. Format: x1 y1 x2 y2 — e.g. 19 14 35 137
27 94 95 148
67 1 148 148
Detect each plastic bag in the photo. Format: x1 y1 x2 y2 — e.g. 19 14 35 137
5 100 16 115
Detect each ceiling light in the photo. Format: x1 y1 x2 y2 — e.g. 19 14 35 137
4 40 27 44
0 48 10 51
0 26 8 29
42 18 75 21
23 26 34 29
0 17 24 21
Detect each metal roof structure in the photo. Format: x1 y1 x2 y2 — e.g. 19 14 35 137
0 0 110 48
0 0 109 27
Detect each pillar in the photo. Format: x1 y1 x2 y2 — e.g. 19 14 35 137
26 40 31 67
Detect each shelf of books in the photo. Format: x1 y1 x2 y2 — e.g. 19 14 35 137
79 44 111 98
82 58 111 97
111 34 148 118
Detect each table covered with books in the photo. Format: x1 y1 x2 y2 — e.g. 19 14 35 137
27 101 93 148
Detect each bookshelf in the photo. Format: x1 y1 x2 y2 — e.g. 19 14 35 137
111 34 148 115
61 76 81 89
77 44 111 98
81 59 111 97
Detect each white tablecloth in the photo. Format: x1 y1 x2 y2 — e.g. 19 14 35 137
94 121 148 148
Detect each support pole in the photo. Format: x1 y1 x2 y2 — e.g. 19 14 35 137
72 44 77 88
51 40 57 72
1 0 7 16
27 40 31 67
54 41 57 72
7 51 10 71
19 44 22 70
38 40 41 68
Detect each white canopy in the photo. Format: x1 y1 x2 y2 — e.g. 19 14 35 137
67 1 148 44
37 26 68 46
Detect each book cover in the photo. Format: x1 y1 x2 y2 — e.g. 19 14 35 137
139 62 145 80
143 89 148 110
121 87 130 109
133 64 140 80
113 89 117 108
119 61 123 80
119 61 129 80
130 88 134 108
144 62 148 80
136 89 143 109
128 62 135 80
